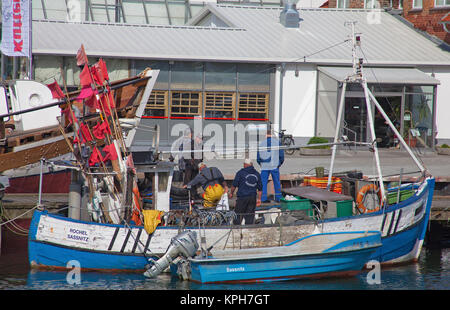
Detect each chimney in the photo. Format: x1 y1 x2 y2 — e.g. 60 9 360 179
280 2 300 28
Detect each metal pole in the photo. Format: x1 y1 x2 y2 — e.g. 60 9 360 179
38 158 44 207
396 168 403 204
366 88 427 174
327 81 347 190
362 80 386 206
28 0 33 79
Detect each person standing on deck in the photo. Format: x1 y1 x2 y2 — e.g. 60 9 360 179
184 163 228 208
257 128 284 203
229 158 262 225
174 127 201 185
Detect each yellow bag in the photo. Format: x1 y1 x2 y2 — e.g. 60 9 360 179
142 210 164 234
202 184 224 208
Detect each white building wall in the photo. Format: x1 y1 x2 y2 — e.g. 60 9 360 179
419 66 450 142
274 64 317 143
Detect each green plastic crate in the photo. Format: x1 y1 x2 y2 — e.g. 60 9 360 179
336 200 353 217
280 197 313 216
387 189 414 204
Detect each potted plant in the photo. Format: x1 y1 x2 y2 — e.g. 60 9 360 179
299 136 332 156
436 144 450 155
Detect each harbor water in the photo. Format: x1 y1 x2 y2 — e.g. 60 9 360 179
0 239 448 291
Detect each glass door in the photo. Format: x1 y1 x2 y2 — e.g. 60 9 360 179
374 96 402 148
344 97 367 143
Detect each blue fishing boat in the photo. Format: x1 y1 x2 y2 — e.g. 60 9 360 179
186 231 381 284
28 209 153 272
27 28 435 274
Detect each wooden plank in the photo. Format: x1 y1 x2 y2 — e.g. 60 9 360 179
0 138 72 172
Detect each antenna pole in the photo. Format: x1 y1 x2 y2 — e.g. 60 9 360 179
344 21 387 205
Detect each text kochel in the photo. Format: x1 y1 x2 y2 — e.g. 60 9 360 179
13 0 23 52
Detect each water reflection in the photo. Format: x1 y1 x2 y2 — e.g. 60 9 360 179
0 248 447 290
25 270 190 290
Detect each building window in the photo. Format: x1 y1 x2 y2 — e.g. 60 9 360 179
171 62 203 90
413 0 423 8
143 90 168 118
204 92 235 120
337 0 350 8
238 93 269 121
435 0 450 5
365 0 380 8
170 91 202 119
404 86 435 148
205 63 236 92
238 64 271 92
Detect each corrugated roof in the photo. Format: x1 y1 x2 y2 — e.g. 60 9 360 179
32 5 450 66
318 66 440 85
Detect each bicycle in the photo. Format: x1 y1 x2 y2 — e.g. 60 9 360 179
278 129 296 155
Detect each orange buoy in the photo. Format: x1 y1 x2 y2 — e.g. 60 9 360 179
356 184 382 214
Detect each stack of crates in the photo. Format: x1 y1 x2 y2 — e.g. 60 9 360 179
303 176 343 194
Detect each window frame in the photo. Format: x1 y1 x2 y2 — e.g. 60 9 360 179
237 93 269 121
337 0 350 8
204 92 236 120
169 90 203 119
413 0 423 8
435 0 450 6
143 90 168 119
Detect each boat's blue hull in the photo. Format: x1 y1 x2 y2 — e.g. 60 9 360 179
189 235 380 284
370 177 434 264
27 210 155 272
28 239 150 272
27 178 435 272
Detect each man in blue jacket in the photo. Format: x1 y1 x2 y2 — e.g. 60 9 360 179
229 158 262 225
257 129 284 203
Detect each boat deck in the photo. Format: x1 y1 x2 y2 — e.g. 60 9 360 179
1 192 448 222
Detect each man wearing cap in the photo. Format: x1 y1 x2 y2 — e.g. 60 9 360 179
184 163 228 208
228 159 262 225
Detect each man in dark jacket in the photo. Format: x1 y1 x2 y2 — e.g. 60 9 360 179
228 158 262 225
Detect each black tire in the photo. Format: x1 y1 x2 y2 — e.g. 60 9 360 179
282 136 295 155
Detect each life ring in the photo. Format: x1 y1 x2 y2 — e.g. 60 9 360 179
356 184 382 214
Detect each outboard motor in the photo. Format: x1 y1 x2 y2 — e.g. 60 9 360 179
143 230 198 278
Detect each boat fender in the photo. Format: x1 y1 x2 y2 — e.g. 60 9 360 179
356 184 382 214
131 186 143 225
